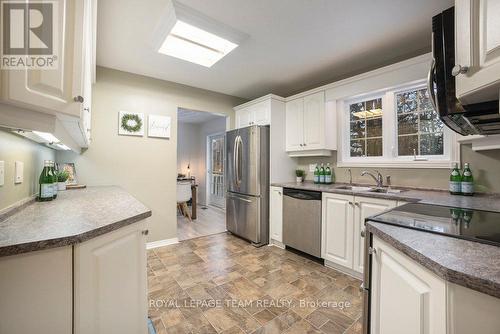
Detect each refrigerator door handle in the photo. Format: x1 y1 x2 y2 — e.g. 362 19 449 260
233 135 240 187
236 135 243 186
227 192 253 203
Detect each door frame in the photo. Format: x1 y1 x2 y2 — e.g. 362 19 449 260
206 131 226 209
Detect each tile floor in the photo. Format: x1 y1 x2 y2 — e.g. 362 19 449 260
177 206 226 241
148 233 363 334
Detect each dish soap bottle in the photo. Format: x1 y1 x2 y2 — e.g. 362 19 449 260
325 163 333 184
319 163 326 184
314 164 320 184
461 163 474 196
38 160 54 201
449 163 462 195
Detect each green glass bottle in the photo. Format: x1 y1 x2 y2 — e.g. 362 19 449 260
319 163 325 184
50 161 58 199
313 165 320 184
38 160 53 201
461 163 474 196
325 163 333 184
449 163 462 195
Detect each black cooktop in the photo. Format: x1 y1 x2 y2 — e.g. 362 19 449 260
368 203 500 247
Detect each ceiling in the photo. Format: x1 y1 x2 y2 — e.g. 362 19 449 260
177 108 225 124
96 0 453 100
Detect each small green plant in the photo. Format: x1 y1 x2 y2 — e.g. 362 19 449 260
295 169 306 178
57 170 69 182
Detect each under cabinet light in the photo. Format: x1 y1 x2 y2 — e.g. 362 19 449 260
55 143 71 150
158 20 238 67
33 131 60 143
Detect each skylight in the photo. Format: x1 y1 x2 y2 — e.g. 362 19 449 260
158 20 238 67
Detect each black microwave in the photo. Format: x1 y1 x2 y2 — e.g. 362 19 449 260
430 7 500 135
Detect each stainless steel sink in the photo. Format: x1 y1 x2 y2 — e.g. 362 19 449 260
335 185 373 192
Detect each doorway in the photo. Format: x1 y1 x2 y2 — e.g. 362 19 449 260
207 133 225 208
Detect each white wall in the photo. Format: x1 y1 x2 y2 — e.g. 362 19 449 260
57 67 244 243
176 116 226 206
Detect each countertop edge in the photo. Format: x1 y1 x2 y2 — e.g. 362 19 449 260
0 210 152 258
365 222 500 299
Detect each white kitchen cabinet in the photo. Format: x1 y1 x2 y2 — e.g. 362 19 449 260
235 100 271 128
285 91 336 156
353 196 396 274
322 193 354 269
0 247 73 334
455 0 500 104
269 186 283 244
74 221 148 334
370 236 447 334
322 193 396 276
1 0 87 117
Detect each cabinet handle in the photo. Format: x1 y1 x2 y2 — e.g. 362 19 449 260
278 192 281 195
355 202 360 206
359 283 364 292
349 201 354 206
142 230 149 236
303 143 307 146
452 65 469 76
73 95 84 103
368 247 376 255
84 107 90 112
360 228 365 238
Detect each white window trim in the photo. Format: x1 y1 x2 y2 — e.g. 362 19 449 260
338 80 460 169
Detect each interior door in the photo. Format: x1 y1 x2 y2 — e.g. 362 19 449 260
207 133 225 208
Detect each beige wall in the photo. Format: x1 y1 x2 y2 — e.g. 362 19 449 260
57 67 244 242
296 144 500 193
0 129 56 211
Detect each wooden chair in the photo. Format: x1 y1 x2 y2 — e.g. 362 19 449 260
177 181 192 221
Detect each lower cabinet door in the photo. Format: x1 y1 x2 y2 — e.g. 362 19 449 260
321 193 354 268
370 236 446 334
353 197 396 274
74 221 148 334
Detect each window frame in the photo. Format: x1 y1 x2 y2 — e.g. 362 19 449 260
338 80 459 168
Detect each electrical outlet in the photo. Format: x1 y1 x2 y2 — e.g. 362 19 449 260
14 161 23 184
309 164 316 172
0 161 4 186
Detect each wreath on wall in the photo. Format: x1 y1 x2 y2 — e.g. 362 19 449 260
121 113 143 132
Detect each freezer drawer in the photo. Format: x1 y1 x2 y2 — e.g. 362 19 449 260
226 192 264 244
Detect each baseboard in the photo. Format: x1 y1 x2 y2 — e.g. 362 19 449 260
324 259 363 280
146 237 179 250
269 239 285 249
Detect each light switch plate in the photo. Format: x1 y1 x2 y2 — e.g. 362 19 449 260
14 161 23 184
0 161 4 186
309 164 316 172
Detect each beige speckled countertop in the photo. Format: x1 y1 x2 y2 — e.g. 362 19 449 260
0 186 152 257
273 181 500 299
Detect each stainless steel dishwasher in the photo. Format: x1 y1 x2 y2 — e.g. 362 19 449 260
282 188 322 257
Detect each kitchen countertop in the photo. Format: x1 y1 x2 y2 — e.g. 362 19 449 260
0 186 152 257
273 181 500 298
272 181 500 212
366 221 500 299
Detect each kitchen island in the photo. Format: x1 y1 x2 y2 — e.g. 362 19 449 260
0 186 152 334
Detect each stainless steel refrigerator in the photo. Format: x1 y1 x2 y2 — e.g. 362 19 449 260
225 125 269 247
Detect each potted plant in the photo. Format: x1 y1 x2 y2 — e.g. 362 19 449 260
295 169 306 183
57 170 69 191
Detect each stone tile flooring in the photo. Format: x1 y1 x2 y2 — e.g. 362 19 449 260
148 233 363 334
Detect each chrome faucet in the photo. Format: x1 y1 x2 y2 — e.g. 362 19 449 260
361 170 383 188
346 168 352 185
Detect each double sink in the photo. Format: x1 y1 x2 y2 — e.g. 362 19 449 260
335 185 406 194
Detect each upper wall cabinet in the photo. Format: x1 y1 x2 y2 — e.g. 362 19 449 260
285 91 336 156
0 0 96 150
235 100 271 128
455 0 500 104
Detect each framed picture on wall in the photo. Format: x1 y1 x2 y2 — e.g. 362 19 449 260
148 114 171 139
118 111 144 136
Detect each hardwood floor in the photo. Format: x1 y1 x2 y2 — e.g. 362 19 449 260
148 233 363 334
177 205 226 241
